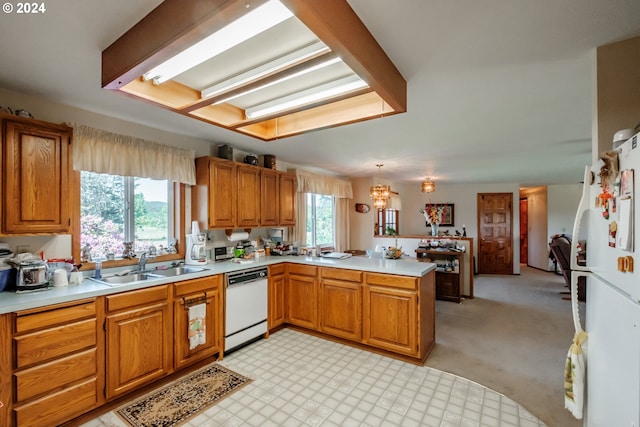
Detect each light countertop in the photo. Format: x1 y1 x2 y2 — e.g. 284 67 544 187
0 255 435 314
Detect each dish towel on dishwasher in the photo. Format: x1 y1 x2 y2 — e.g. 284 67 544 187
564 330 588 419
188 303 206 350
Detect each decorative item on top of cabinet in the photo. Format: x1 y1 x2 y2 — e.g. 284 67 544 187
1 113 73 234
217 144 233 160
263 154 276 169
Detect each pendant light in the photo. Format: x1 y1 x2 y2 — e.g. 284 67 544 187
421 177 435 193
370 164 390 209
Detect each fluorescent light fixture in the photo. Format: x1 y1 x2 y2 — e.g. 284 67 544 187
201 41 330 99
143 0 293 85
245 75 368 120
211 56 342 105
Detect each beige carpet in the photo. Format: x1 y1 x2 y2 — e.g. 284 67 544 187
426 265 582 427
116 363 252 427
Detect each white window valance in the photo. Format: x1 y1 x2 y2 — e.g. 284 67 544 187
295 169 353 199
72 124 196 185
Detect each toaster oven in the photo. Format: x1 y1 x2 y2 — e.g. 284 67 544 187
214 246 235 262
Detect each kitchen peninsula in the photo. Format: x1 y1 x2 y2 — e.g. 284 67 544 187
0 255 435 427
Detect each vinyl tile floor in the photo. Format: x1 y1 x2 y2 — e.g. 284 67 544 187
82 329 545 427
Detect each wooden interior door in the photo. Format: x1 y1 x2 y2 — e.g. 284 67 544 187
477 193 513 274
519 198 528 265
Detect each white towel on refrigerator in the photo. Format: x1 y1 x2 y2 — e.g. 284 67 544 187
188 303 206 350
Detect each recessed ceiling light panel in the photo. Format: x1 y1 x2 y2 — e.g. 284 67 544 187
201 41 330 99
245 75 369 120
143 0 294 85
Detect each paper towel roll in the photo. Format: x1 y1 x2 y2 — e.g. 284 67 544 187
227 231 249 241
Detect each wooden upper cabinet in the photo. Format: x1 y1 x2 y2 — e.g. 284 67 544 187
2 116 72 234
193 157 236 228
279 173 296 226
193 156 295 228
261 169 280 227
236 164 260 227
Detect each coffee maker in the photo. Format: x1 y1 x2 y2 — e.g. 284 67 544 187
186 221 207 265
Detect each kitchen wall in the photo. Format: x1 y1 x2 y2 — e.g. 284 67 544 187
548 184 582 237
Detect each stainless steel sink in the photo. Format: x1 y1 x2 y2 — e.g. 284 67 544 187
92 272 164 286
153 266 206 277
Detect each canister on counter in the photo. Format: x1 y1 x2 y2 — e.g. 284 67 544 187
263 154 276 169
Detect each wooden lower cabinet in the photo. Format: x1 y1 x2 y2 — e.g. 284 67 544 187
105 285 172 400
363 283 417 356
319 267 362 341
173 276 222 370
278 264 435 363
286 264 318 330
363 271 435 359
269 264 286 329
11 299 101 427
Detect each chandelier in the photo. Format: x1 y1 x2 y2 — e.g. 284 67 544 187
421 177 435 193
370 164 390 209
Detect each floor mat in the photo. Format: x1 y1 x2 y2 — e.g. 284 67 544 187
116 363 252 427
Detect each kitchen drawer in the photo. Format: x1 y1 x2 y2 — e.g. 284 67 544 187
174 275 220 297
365 272 417 290
13 377 97 427
14 318 96 369
321 267 363 283
106 285 169 312
288 264 317 277
15 299 96 333
270 263 286 276
14 348 96 402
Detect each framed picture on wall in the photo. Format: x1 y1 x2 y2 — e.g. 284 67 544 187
425 203 455 227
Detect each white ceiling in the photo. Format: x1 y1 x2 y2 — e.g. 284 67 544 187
1 0 639 186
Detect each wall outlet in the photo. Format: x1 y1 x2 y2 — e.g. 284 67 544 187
16 245 31 254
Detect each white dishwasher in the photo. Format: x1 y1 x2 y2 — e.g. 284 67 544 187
225 266 268 353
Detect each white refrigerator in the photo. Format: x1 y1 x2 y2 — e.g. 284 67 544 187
570 131 640 426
